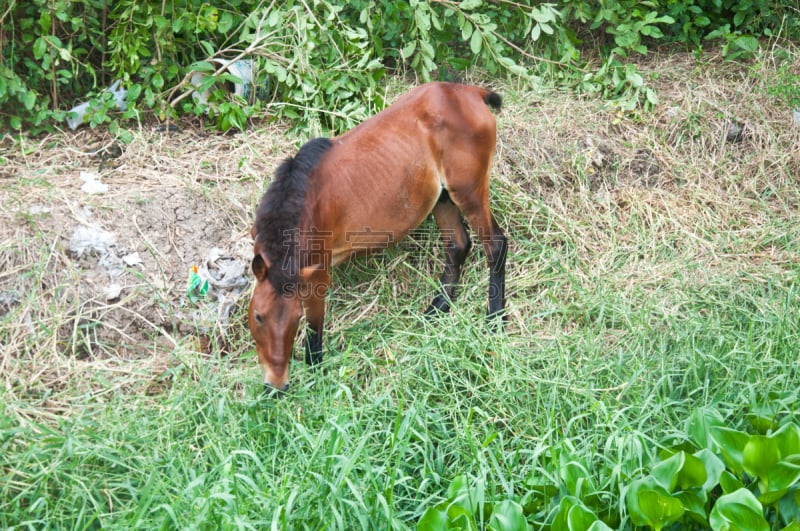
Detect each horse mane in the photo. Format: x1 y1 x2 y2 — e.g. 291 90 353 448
254 137 333 292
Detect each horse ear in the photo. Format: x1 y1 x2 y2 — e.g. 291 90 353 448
298 264 329 286
252 253 269 280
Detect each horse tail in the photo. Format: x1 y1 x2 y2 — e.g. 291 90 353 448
483 90 502 111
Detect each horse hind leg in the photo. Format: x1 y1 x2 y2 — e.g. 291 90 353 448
424 191 472 316
447 184 507 328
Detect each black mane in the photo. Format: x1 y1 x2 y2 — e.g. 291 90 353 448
254 137 333 292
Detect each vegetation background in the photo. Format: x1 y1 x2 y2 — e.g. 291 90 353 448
1 0 800 529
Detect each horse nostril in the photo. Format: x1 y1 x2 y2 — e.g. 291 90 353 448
263 382 289 397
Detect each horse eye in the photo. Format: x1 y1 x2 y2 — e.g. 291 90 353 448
255 314 264 325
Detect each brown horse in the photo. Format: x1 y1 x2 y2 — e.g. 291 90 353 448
249 82 507 392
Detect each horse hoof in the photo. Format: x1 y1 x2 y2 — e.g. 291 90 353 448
263 382 289 397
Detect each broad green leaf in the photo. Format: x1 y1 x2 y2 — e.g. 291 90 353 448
676 491 708 525
695 448 726 493
417 504 448 531
719 470 744 494
488 500 526 531
567 503 598 531
401 40 416 58
447 475 480 515
746 404 779 433
709 488 769 531
39 11 52 33
781 522 800 531
23 91 36 111
770 423 800 457
532 7 555 24
678 453 708 490
626 477 685 530
687 408 725 449
447 504 478 530
710 427 749 473
552 496 581 531
778 490 800 526
733 35 759 53
189 61 215 73
560 460 593 498
470 30 482 55
651 452 684 492
768 455 800 491
33 37 47 60
461 20 473 40
460 0 483 10
587 522 613 531
742 435 781 484
760 455 800 505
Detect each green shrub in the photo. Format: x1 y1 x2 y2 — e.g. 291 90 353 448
1 0 799 134
417 406 800 530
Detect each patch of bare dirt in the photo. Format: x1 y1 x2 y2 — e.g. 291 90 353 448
1 126 293 373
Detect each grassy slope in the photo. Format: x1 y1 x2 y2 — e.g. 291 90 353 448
2 52 800 528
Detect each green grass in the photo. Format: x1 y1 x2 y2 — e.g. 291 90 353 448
2 52 800 529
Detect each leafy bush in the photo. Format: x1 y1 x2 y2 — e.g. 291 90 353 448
1 0 799 134
417 405 800 530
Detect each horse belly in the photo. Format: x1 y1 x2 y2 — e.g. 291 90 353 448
329 166 441 266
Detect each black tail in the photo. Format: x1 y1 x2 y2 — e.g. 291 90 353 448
484 91 502 111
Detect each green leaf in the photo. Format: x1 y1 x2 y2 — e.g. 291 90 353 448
709 489 769 531
470 29 482 55
651 452 684 492
553 496 589 531
33 37 47 60
687 410 726 449
447 475 480 515
23 91 36 111
488 500 526 531
460 0 483 10
742 435 781 484
560 460 593 498
417 504 448 531
695 448 726 493
626 477 685 530
770 423 800 457
719 470 744 494
152 73 164 90
39 11 52 33
733 35 759 53
567 503 598 531
760 455 800 505
532 7 555 24
401 40 417 58
678 453 708 490
710 427 749 474
676 491 708 525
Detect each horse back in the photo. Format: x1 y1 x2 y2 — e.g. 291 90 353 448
303 82 500 266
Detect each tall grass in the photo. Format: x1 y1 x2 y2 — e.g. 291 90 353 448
2 51 799 528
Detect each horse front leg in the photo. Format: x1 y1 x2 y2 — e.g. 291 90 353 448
301 271 329 366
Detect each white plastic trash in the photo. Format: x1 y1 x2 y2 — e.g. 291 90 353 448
66 80 127 130
190 59 266 106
